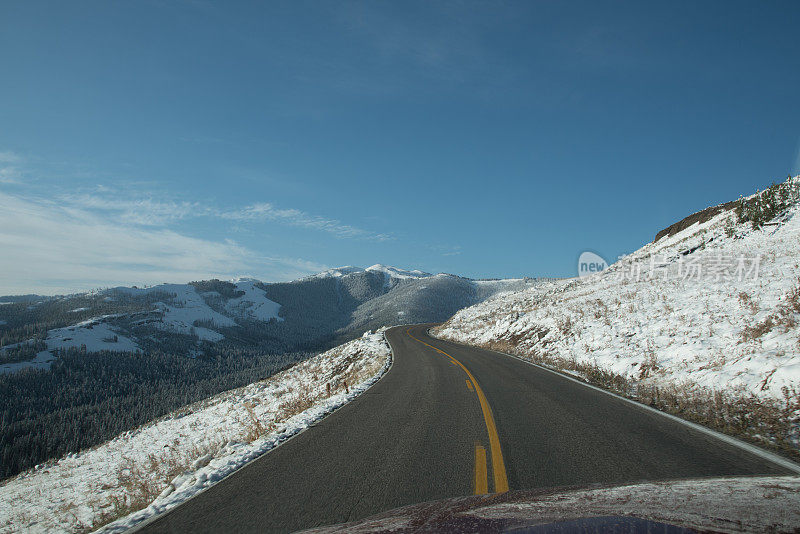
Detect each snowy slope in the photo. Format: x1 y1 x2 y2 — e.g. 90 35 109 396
0 351 54 374
0 280 278 372
224 278 282 322
0 331 391 533
46 316 139 353
434 177 800 450
118 284 236 341
365 264 430 286
0 315 140 374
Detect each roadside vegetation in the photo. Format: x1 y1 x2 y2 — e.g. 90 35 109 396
0 332 391 533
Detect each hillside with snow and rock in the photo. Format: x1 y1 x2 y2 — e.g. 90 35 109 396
433 176 800 456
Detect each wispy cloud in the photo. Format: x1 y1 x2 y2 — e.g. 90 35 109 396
425 243 462 257
0 151 20 164
0 151 22 184
59 193 209 226
0 191 327 295
0 151 392 293
221 202 393 241
58 189 393 241
0 167 22 184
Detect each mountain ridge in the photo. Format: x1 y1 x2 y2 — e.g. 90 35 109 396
0 265 544 374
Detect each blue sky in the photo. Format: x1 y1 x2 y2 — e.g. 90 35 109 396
1 1 799 294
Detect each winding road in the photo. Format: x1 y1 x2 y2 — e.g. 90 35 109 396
136 324 795 533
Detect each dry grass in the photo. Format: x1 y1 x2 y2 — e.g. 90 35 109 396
239 401 272 443
556 316 574 337
738 291 759 313
740 315 777 342
14 341 390 533
277 383 315 422
637 345 659 379
740 281 800 342
785 279 800 314
84 438 227 531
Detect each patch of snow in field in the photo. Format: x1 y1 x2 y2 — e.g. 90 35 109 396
46 319 139 353
0 350 55 374
0 315 139 374
312 265 367 278
434 177 800 401
0 331 392 534
365 264 429 279
225 278 282 322
69 307 89 313
190 326 224 342
365 264 431 287
119 284 236 339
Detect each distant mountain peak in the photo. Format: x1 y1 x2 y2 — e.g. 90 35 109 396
312 266 367 279
364 264 431 279
312 265 432 280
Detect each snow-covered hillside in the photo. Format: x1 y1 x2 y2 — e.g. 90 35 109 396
0 331 392 534
434 177 800 454
224 278 283 322
0 278 283 373
117 283 237 341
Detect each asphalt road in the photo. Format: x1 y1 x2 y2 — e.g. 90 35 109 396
137 324 794 533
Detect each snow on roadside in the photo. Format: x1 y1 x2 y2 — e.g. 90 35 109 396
436 181 800 399
0 331 392 534
434 177 800 450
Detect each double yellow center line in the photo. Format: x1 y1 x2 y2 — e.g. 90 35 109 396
406 329 509 494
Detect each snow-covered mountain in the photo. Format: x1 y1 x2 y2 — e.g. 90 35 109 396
312 264 431 281
0 266 541 374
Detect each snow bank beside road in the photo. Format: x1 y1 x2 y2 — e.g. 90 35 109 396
0 331 392 533
434 177 800 453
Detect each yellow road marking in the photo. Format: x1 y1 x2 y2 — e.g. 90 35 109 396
406 328 509 493
466 379 474 392
474 443 488 494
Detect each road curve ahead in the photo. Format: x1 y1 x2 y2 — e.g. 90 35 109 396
137 324 793 533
